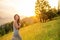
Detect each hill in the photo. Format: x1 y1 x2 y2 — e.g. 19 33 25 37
0 16 60 40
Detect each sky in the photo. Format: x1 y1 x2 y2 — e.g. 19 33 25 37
0 0 58 25
0 0 58 19
48 0 58 9
0 0 36 19
0 0 36 25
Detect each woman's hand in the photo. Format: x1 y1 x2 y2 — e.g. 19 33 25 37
18 23 21 30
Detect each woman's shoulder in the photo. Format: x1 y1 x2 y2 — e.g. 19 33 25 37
13 20 16 23
13 20 16 25
13 21 17 27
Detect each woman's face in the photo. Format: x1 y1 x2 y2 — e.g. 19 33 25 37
14 15 19 21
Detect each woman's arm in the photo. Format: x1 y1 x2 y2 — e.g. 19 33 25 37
13 21 20 30
17 23 21 29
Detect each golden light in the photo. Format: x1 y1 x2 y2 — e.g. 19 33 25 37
0 0 36 18
48 0 58 9
13 0 36 17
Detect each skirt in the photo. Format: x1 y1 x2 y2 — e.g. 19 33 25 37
12 30 22 40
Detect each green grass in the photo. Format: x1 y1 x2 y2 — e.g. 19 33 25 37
0 17 60 40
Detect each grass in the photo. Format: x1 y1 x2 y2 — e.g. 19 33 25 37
0 17 60 40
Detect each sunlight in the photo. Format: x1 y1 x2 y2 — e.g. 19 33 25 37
48 0 58 9
13 0 36 17
10 0 36 17
0 0 36 17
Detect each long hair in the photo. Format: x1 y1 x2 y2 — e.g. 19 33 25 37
14 14 20 25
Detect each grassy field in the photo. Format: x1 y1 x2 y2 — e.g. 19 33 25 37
0 17 60 40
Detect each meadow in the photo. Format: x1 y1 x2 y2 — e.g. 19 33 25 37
0 16 60 40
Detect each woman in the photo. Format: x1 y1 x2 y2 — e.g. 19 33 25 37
12 14 22 40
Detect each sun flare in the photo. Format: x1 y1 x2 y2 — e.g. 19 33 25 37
0 0 36 18
14 0 36 17
12 0 36 17
1 0 58 18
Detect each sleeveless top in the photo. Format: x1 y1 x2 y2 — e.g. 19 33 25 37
13 25 19 37
12 23 22 40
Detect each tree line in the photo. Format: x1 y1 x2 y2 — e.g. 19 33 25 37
0 22 13 36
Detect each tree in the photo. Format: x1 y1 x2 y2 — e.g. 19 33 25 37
0 26 5 36
0 22 13 36
58 9 60 15
35 0 51 22
35 0 58 22
35 0 40 21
